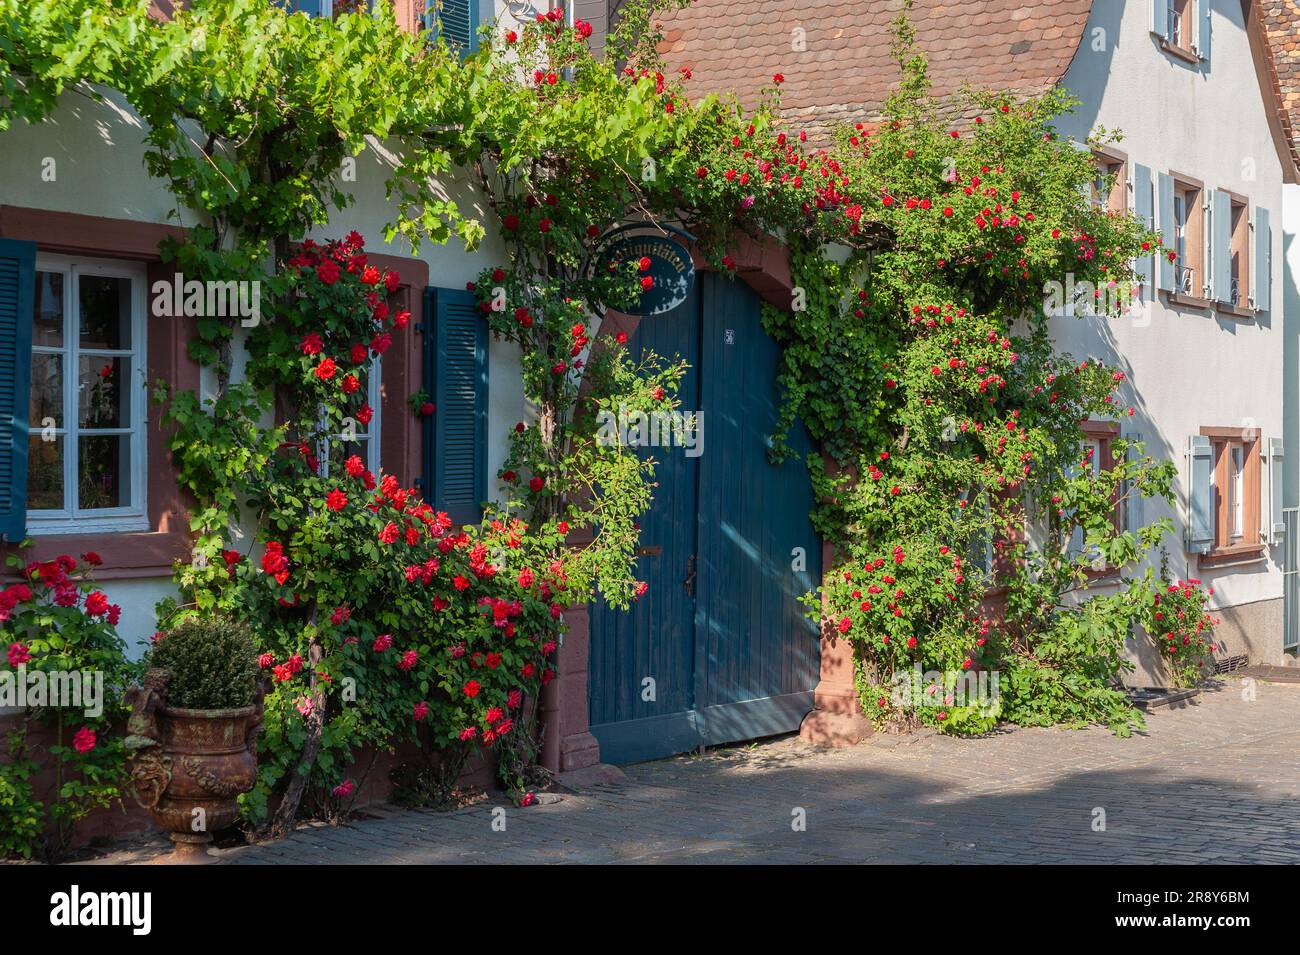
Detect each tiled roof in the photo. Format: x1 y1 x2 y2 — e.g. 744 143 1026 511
656 0 1094 143
1260 0 1300 174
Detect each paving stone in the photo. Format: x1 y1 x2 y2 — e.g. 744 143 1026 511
83 682 1300 865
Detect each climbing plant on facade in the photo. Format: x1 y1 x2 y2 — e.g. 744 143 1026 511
0 0 1209 857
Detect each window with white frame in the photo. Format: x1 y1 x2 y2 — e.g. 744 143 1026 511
28 255 149 533
320 356 381 479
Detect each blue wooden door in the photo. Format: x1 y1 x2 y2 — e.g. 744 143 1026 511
588 275 821 764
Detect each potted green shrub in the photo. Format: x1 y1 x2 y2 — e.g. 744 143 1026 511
125 618 261 863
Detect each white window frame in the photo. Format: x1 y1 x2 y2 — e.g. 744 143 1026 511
29 254 149 535
318 355 382 479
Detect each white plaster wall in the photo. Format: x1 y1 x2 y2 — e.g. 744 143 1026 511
1052 0 1287 616
0 85 527 656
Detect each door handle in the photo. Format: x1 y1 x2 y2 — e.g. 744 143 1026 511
684 554 697 598
634 545 663 557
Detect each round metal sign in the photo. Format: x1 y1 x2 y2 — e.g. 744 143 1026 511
592 225 696 317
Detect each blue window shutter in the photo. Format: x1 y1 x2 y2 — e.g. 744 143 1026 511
1133 164 1153 290
1188 435 1214 553
272 0 332 16
1254 205 1271 312
1157 172 1175 291
1122 432 1143 533
1198 0 1211 64
1152 0 1167 39
425 285 486 526
1211 189 1232 304
425 0 479 55
1270 437 1285 542
0 238 35 543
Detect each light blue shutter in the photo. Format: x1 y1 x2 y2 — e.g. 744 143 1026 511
427 0 479 55
425 286 487 526
1122 432 1143 533
1198 0 1211 64
1152 0 1168 39
272 0 331 16
1157 172 1175 291
1133 164 1153 290
1211 189 1232 304
1254 205 1271 312
1270 438 1285 542
0 239 35 543
1188 435 1214 553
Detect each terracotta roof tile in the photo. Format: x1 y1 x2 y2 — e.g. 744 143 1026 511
656 0 1093 143
1257 1 1300 177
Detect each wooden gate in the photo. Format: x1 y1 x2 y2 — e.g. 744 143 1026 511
587 274 821 764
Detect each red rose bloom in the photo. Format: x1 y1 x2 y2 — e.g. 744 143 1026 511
85 591 110 616
72 727 96 755
315 358 337 380
316 260 340 285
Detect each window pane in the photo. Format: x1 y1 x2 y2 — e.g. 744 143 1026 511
30 352 63 428
327 438 367 476
34 271 64 347
78 434 131 509
27 434 64 511
79 356 131 428
78 274 133 350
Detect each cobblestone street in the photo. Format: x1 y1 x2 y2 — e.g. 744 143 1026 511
97 678 1300 865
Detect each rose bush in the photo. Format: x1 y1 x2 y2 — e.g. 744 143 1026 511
0 553 135 859
1140 576 1218 688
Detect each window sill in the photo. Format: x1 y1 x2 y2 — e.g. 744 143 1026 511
1197 542 1268 567
2 529 191 580
1216 302 1256 320
1157 38 1202 66
1084 565 1122 583
1161 290 1212 310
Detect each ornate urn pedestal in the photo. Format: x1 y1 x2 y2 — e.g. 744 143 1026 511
126 670 262 864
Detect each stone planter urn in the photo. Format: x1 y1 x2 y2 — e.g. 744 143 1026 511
125 669 263 863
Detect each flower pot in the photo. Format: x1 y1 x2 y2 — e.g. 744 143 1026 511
126 672 262 863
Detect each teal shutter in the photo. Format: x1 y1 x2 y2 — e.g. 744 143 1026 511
1133 164 1153 290
1152 0 1167 39
272 0 331 16
1211 189 1232 304
1157 172 1175 291
1269 438 1284 542
425 0 479 55
1122 432 1143 533
1254 205 1271 312
424 286 487 526
1197 0 1211 64
0 238 35 543
1188 435 1214 553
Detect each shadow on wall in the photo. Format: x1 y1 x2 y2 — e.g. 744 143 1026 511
1052 0 1123 141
